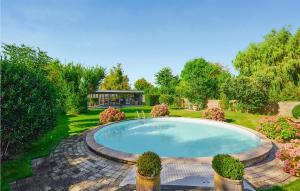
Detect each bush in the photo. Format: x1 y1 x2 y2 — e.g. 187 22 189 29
1 61 58 159
229 77 269 113
159 94 174 105
151 104 170 117
276 139 300 177
257 116 300 142
220 93 229 110
212 154 244 180
99 107 125 124
145 94 160 106
136 151 162 177
203 107 225 121
292 105 300 119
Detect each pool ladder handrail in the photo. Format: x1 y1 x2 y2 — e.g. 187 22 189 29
136 111 146 119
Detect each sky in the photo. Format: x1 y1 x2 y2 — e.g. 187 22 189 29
1 0 300 85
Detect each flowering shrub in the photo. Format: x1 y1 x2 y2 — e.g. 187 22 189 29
99 107 125 124
257 116 300 142
276 139 300 177
203 107 225 121
150 104 170 117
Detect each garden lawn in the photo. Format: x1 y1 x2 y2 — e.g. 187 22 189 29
1 106 296 191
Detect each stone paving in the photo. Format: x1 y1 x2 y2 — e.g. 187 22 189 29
10 134 298 191
11 135 131 191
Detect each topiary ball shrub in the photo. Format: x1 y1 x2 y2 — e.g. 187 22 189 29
151 104 170 117
203 107 225 121
136 151 162 177
99 107 125 124
292 104 300 119
212 154 244 180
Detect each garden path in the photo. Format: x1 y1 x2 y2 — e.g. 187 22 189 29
10 134 297 191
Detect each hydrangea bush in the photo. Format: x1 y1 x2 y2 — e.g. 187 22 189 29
99 107 125 124
203 107 225 121
150 104 170 117
276 139 300 177
256 116 300 142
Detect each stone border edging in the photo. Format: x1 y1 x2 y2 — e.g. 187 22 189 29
86 118 273 167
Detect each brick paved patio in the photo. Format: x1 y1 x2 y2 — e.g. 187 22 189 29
10 134 298 191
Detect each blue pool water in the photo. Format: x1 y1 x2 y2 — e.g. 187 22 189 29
94 118 261 157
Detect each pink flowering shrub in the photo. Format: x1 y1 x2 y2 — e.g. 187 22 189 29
276 139 300 177
151 104 170 117
99 107 125 124
203 107 225 122
256 116 300 142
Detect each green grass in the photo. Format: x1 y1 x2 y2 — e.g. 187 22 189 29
257 179 300 191
1 106 298 191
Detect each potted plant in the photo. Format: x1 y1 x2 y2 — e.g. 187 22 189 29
136 151 162 191
212 154 245 191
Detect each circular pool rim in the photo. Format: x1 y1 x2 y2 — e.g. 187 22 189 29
86 117 273 166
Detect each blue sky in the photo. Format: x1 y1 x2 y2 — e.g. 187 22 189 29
2 0 300 85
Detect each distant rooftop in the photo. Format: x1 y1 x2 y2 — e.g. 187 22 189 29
94 90 144 94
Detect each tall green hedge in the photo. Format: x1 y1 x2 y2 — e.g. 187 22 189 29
145 94 160 106
0 60 58 159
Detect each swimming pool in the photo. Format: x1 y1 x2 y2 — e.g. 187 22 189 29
93 118 262 157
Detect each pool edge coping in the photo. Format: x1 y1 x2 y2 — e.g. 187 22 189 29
86 117 273 167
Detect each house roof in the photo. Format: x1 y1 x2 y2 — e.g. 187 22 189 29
94 90 144 94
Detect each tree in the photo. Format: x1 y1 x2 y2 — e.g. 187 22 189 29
2 43 52 73
84 66 105 93
101 64 130 90
233 27 300 101
180 58 228 107
224 76 269 112
134 78 153 91
155 67 179 95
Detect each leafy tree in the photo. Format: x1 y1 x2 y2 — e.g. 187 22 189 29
2 43 52 73
233 27 300 101
155 67 179 95
180 58 228 107
84 66 105 93
134 78 153 91
101 63 130 90
227 77 269 112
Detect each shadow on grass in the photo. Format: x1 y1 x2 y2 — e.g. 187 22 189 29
226 118 235 123
256 186 285 191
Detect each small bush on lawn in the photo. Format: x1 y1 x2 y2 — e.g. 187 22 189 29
151 104 170 117
136 151 162 177
276 139 300 177
212 154 244 180
203 107 225 121
220 93 229 110
257 116 300 142
99 107 125 124
292 105 300 119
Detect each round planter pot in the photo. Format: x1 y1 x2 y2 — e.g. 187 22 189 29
214 172 244 191
136 171 160 191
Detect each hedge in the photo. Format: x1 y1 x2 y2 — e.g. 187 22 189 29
145 94 160 106
1 60 58 159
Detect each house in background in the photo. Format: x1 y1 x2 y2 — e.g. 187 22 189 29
88 90 144 107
